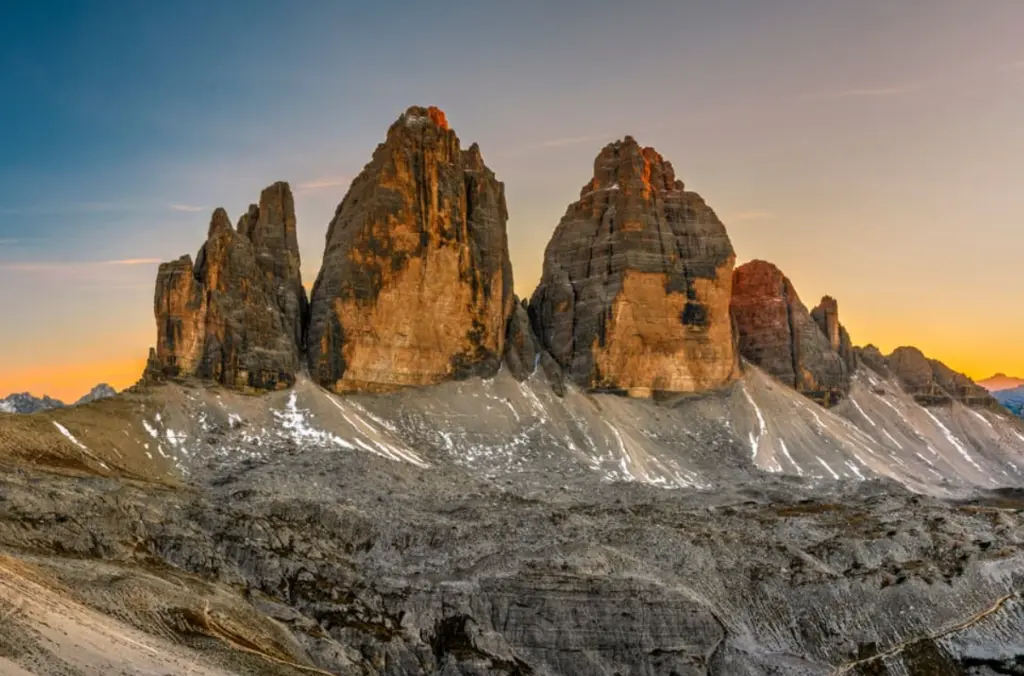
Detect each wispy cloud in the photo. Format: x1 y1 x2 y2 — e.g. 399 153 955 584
813 84 917 100
1012 61 1024 70
169 203 205 213
537 133 610 149
0 239 18 247
296 175 350 192
0 258 161 272
102 258 162 266
730 210 774 222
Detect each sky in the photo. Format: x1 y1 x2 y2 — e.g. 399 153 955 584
1 0 1022 401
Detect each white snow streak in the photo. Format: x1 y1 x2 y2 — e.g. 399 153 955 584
742 386 767 459
882 429 903 450
816 456 840 480
142 420 159 440
777 440 803 475
851 397 877 427
845 460 865 481
969 409 994 430
923 408 986 474
52 422 109 470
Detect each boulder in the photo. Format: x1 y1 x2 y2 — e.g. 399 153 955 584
306 106 515 393
528 137 738 397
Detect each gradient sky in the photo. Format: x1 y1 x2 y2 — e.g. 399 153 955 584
1 0 1022 401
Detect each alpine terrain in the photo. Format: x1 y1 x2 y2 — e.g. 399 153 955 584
2 107 1023 676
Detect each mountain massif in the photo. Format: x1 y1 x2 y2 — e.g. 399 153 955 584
0 384 116 414
2 106 1023 676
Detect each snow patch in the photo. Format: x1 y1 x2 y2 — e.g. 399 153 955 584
142 420 160 440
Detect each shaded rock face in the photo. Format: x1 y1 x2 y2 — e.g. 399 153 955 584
147 186 307 391
887 346 995 407
307 106 514 393
731 261 849 406
811 295 856 373
503 296 566 396
529 137 738 397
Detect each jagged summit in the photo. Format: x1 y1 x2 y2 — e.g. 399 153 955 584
146 181 306 392
306 106 514 393
529 137 737 397
400 104 450 130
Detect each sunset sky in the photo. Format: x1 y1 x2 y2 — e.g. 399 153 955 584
1 0 1022 401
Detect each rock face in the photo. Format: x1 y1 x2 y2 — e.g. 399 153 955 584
306 106 514 393
730 261 849 406
811 295 856 373
146 185 306 391
887 346 995 407
528 137 738 397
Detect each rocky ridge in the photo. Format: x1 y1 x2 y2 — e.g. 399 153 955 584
885 346 1000 408
0 384 116 414
730 260 851 406
528 137 738 397
0 393 65 415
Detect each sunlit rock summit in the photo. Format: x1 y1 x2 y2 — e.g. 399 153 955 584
306 106 515 393
528 137 738 397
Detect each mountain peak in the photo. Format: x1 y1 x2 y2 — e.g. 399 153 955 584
402 105 449 130
530 140 736 397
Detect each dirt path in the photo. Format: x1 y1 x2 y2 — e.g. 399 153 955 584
832 589 1020 674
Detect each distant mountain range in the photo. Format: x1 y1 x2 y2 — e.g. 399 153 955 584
994 386 1024 418
0 383 117 414
979 373 1024 392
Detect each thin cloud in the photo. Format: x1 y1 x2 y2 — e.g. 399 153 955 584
813 84 917 100
169 203 205 213
0 239 18 247
102 258 162 266
730 210 774 222
538 133 610 149
297 175 350 192
1012 61 1024 70
0 258 161 272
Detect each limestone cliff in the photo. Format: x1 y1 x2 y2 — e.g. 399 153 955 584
528 137 738 397
147 185 306 391
306 106 514 393
730 261 849 406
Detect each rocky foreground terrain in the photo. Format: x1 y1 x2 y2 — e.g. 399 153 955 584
2 106 1023 675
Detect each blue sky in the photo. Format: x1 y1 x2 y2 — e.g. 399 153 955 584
2 0 1023 398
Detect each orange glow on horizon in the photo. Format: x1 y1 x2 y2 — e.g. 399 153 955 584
0 357 147 403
